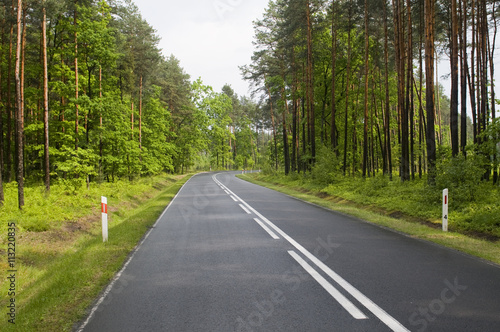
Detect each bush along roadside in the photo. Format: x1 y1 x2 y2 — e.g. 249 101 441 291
0 174 192 332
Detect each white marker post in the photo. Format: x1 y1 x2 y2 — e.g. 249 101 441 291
442 189 449 232
102 196 108 242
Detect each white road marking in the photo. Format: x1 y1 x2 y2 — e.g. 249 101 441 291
214 174 410 332
230 195 238 202
253 218 280 240
239 204 252 214
288 250 367 319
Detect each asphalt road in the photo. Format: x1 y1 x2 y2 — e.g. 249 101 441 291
77 172 500 332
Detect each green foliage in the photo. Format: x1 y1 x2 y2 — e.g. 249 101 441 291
435 154 486 205
311 145 342 185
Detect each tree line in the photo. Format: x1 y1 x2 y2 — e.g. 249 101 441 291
0 0 263 209
242 0 499 185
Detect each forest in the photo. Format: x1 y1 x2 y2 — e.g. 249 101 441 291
242 0 499 182
0 0 499 212
0 0 262 210
241 0 500 238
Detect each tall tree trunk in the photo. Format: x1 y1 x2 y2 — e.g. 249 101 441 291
425 0 437 184
384 0 392 179
488 1 497 184
74 3 79 151
459 0 468 156
282 87 290 175
393 0 408 181
330 0 338 153
131 102 134 139
306 0 315 164
292 49 298 172
401 0 410 182
0 20 3 203
139 75 143 151
0 159 3 206
470 0 477 143
343 5 352 176
407 0 415 180
19 3 26 180
99 65 103 181
478 0 488 180
362 0 369 178
15 0 24 209
42 1 50 193
419 0 425 177
450 0 459 156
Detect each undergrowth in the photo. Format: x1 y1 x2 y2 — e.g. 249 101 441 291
257 148 500 239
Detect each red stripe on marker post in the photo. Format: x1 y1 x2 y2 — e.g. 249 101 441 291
102 196 108 242
442 189 449 232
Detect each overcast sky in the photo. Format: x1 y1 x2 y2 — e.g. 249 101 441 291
132 0 270 98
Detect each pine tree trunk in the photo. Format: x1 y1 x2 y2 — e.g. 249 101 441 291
306 0 315 164
419 0 425 177
343 6 352 176
330 0 338 153
139 75 143 150
450 0 459 157
0 19 4 186
15 0 24 209
292 50 298 172
42 2 50 193
459 0 468 156
470 0 477 143
131 102 134 139
425 0 437 184
282 87 290 175
74 4 79 151
407 0 415 180
399 0 410 182
488 1 497 184
362 0 369 178
384 0 392 179
0 21 3 202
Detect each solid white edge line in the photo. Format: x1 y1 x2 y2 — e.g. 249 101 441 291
239 204 252 215
215 174 410 332
288 251 367 319
77 174 194 332
253 218 280 240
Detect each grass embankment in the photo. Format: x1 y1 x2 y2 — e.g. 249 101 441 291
0 174 192 331
238 172 500 266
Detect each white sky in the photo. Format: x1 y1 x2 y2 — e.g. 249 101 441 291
132 0 270 97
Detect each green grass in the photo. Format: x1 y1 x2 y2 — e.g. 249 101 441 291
238 173 500 266
0 174 192 331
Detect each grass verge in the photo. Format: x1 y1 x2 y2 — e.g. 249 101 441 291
238 173 500 266
0 173 192 331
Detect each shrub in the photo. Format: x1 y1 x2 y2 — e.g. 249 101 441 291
311 146 342 185
435 154 486 206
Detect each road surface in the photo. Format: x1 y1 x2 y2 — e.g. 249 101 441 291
77 172 500 332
